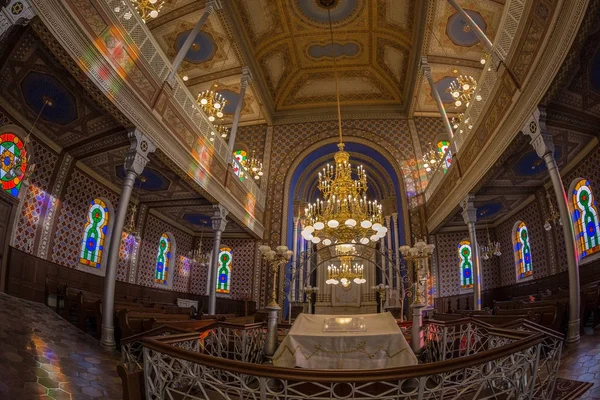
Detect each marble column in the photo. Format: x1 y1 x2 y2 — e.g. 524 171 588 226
298 220 305 297
392 213 400 290
1 0 35 40
208 205 228 315
422 58 454 141
291 217 299 302
379 237 387 286
385 215 393 293
461 195 482 311
227 68 253 154
523 108 580 343
166 0 222 85
101 130 156 348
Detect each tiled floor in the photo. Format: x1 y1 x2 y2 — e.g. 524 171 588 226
0 292 597 399
558 327 600 399
0 293 121 400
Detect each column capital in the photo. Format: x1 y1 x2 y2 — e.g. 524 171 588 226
391 212 398 222
1 0 35 40
461 194 477 225
240 66 253 88
124 129 156 176
522 107 554 158
211 204 228 232
384 214 391 225
206 0 223 12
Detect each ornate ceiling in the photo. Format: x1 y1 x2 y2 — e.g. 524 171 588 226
146 0 507 123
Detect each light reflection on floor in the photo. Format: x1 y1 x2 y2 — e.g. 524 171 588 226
0 293 121 399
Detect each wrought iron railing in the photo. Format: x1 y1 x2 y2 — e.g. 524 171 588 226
101 0 265 206
141 319 544 400
424 0 527 201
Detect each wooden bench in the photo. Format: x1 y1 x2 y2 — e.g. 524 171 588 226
116 309 191 340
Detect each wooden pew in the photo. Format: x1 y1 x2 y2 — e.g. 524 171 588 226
116 309 191 340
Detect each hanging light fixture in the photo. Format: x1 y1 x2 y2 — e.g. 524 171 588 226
447 69 482 108
245 150 263 181
197 87 228 122
421 142 442 173
326 255 366 287
302 5 385 247
128 0 163 22
479 223 501 260
544 189 561 231
188 221 211 264
125 175 146 240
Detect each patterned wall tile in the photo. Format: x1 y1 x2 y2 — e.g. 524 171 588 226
13 137 58 253
136 213 193 291
414 117 448 153
50 168 132 280
235 124 267 156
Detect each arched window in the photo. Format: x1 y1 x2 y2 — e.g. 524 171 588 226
513 221 533 280
80 198 110 268
571 179 600 258
216 246 232 294
437 140 452 171
0 132 27 197
458 240 473 290
232 150 247 181
155 233 172 285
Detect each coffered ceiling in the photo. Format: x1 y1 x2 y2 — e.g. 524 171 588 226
145 0 507 124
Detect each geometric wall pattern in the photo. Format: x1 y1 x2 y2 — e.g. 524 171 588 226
136 213 193 292
12 138 58 254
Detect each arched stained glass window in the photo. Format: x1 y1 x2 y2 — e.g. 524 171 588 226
216 246 232 294
458 240 473 290
155 233 171 285
572 179 600 258
437 140 452 172
80 198 109 268
0 132 27 197
233 150 247 164
514 221 533 280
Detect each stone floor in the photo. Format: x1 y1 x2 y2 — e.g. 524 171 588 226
0 293 121 399
558 327 600 399
0 292 598 399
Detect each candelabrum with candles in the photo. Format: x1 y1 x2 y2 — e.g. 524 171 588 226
303 285 319 314
258 244 293 362
326 255 366 287
188 226 210 265
399 240 435 305
544 189 562 231
197 90 228 122
372 283 390 312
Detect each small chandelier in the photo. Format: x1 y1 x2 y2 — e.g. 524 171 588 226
451 113 473 131
447 70 481 108
129 0 163 21
544 189 561 231
125 176 146 240
189 225 210 264
216 124 229 139
197 89 227 122
245 150 263 180
422 142 442 173
326 255 366 287
480 226 501 260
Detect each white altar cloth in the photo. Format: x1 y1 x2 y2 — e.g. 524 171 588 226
272 312 417 369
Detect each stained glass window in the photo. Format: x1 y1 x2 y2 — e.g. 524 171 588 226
572 179 600 258
437 140 452 172
216 246 232 294
233 150 247 164
514 221 533 280
232 150 247 181
155 233 171 285
0 133 27 197
80 198 109 268
458 240 473 289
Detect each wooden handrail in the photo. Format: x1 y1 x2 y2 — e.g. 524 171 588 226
141 329 543 383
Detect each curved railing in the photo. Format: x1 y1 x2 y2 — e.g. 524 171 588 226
140 319 544 400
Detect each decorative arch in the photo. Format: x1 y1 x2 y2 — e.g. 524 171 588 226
569 178 600 259
458 239 473 290
78 197 115 277
216 246 233 295
154 232 176 289
513 221 533 280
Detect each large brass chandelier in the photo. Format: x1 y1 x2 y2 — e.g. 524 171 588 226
197 89 227 122
129 0 164 22
326 256 366 287
301 5 386 247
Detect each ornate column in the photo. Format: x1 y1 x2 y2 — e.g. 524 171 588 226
166 0 222 85
461 195 482 311
422 58 454 141
208 205 228 315
1 0 35 40
101 130 156 348
385 215 393 295
379 236 387 286
392 213 400 290
227 67 253 154
523 108 580 343
298 220 305 298
291 217 300 302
